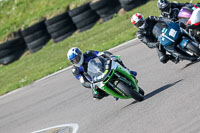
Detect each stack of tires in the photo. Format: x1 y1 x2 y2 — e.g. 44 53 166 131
69 2 100 32
119 0 149 11
45 12 77 43
0 37 26 65
21 19 51 53
90 0 121 22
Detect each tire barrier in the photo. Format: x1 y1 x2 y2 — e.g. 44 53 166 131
0 37 26 65
119 0 149 11
21 19 51 53
90 0 121 22
69 2 100 32
45 12 77 43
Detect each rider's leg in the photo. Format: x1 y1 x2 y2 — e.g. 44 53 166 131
157 46 179 64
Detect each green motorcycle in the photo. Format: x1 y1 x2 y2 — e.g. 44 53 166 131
87 56 144 101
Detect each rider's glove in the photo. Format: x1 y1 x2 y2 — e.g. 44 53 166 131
179 22 186 29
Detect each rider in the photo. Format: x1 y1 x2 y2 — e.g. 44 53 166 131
67 47 137 100
131 13 179 64
157 0 193 21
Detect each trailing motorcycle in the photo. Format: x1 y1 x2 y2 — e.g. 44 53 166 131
87 56 144 101
153 20 200 63
178 5 200 43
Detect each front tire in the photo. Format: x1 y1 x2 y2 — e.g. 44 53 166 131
117 82 144 101
186 41 200 56
139 87 145 96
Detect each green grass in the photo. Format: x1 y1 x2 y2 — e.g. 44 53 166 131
0 0 193 95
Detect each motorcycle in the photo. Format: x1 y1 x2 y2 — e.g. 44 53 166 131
178 5 200 43
153 20 200 62
87 56 144 101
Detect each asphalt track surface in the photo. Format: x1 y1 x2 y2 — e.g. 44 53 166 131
0 39 200 133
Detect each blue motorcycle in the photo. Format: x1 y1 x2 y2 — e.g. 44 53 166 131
153 20 200 63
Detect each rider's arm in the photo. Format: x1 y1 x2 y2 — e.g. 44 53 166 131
86 50 114 60
148 16 163 23
137 31 159 49
72 66 92 88
98 51 113 58
171 8 180 21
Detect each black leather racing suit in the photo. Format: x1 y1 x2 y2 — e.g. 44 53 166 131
137 16 175 63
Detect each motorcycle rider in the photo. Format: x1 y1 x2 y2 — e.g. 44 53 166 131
131 13 179 64
67 47 137 100
157 0 193 21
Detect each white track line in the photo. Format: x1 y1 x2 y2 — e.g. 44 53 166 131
31 123 79 133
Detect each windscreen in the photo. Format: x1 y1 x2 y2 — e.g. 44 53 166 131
87 56 107 82
153 21 168 38
178 7 193 19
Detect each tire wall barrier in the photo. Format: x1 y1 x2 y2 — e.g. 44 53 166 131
69 2 100 32
21 19 51 53
0 0 149 65
45 12 77 43
0 36 26 65
119 0 150 11
90 0 121 22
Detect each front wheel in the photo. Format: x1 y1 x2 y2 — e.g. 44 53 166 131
116 82 144 101
186 41 200 56
139 87 145 96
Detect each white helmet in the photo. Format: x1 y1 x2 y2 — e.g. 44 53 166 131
131 13 147 29
67 47 84 67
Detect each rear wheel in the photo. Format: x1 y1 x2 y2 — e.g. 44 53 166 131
186 41 200 56
117 82 144 101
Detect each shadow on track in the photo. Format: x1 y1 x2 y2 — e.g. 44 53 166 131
181 59 200 70
122 79 183 109
144 79 183 100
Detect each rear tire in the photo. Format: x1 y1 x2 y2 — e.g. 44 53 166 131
117 82 144 101
186 42 200 56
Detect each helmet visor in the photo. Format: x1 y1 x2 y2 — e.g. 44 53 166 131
135 20 145 28
160 3 171 13
71 55 81 64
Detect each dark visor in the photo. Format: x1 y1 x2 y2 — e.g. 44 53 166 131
71 55 81 64
135 20 144 28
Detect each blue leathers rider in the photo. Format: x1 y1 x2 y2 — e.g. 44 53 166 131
67 47 137 100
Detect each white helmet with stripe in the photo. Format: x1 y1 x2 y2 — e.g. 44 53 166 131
131 13 147 29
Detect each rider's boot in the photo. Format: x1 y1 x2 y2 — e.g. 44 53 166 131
129 70 137 77
114 97 119 101
128 70 138 83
